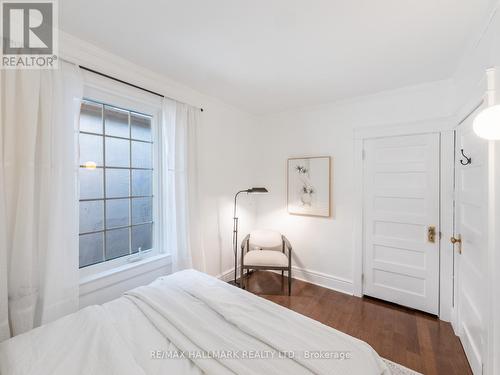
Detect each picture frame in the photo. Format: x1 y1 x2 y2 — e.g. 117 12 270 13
287 156 331 217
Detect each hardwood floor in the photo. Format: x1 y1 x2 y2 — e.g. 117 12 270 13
240 271 472 375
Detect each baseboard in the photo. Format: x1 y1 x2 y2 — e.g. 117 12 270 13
217 267 249 283
450 307 461 336
217 266 353 295
290 267 353 295
217 268 235 282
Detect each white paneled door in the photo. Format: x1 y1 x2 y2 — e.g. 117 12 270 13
363 134 440 314
454 113 488 375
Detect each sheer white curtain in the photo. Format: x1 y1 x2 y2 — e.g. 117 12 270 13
162 98 205 272
0 62 83 341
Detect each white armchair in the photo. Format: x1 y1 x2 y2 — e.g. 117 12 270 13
240 229 292 295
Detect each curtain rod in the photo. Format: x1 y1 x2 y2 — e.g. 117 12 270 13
78 65 204 112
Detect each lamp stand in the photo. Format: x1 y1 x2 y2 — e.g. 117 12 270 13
231 187 268 287
233 216 239 285
232 190 246 286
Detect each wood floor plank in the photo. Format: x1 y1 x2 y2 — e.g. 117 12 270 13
241 271 472 375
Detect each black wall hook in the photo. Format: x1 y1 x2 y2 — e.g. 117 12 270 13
460 149 472 166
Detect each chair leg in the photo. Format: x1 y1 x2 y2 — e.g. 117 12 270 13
288 268 292 296
240 264 245 289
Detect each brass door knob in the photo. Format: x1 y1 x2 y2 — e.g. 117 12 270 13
427 226 436 243
450 236 461 244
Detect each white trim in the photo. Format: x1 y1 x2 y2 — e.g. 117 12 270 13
439 130 456 322
353 118 455 320
59 31 251 117
290 267 353 295
217 266 249 283
218 266 353 295
80 253 171 297
354 117 453 140
217 268 237 283
352 138 364 297
486 72 498 374
454 75 486 127
82 70 163 113
450 306 459 334
60 32 204 110
464 0 500 54
489 140 500 375
78 77 164 279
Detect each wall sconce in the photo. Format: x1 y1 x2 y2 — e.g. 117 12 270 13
473 68 500 140
473 104 500 140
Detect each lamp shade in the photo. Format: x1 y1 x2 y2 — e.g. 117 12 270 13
247 187 268 194
473 105 500 140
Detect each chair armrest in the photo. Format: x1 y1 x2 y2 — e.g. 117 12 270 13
282 235 292 257
240 234 250 252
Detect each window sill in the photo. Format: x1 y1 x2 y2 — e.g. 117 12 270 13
79 253 171 297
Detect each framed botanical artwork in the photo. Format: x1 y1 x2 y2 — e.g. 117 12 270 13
287 156 331 217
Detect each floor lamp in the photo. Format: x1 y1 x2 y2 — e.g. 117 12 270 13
233 187 269 285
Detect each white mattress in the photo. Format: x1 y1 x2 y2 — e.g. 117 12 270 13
0 270 390 375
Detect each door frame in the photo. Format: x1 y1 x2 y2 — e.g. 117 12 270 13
353 117 456 321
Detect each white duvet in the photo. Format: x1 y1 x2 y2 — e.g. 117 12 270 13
0 270 390 375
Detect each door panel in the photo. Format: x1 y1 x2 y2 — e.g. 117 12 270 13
363 133 440 314
455 114 488 375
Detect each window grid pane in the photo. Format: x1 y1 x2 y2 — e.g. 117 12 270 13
78 100 154 269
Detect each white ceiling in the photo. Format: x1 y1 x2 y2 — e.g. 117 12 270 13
61 0 492 114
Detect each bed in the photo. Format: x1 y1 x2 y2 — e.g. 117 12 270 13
0 270 390 374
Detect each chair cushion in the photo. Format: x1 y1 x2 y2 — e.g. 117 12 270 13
244 250 288 267
249 229 282 250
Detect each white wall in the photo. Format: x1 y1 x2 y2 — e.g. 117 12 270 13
60 33 259 304
253 80 453 293
197 101 258 278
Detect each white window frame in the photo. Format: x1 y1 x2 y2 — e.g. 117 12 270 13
79 71 165 280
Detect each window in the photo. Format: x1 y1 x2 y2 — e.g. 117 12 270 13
78 99 155 268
